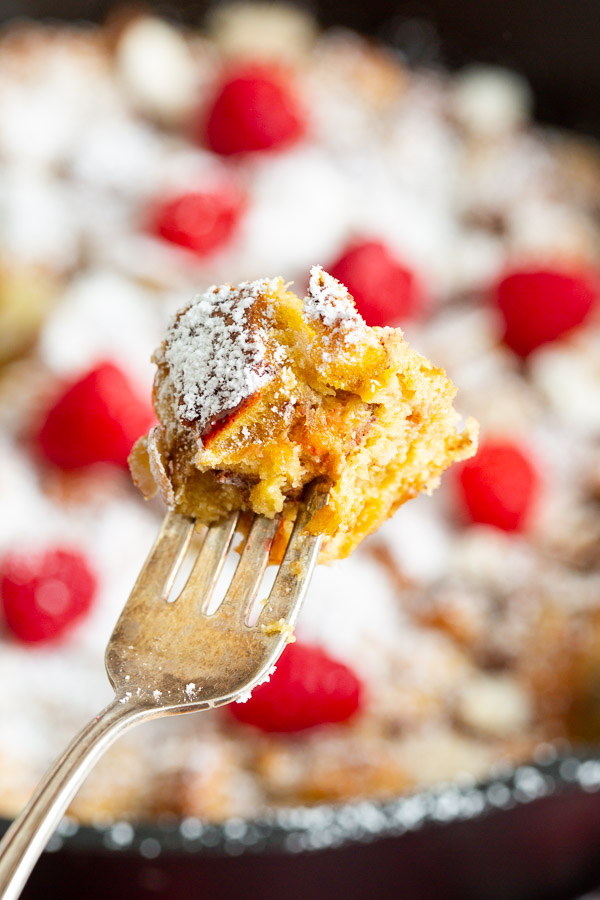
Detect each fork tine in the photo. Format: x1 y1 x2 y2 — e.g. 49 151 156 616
216 513 280 623
258 480 329 629
129 510 195 607
175 511 240 614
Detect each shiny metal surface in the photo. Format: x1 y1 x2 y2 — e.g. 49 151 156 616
0 481 329 900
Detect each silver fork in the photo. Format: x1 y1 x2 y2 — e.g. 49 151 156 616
0 480 329 900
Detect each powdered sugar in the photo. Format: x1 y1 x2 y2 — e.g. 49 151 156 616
160 278 279 434
161 266 365 431
303 265 364 342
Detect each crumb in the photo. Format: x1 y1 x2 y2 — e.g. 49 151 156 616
261 618 296 643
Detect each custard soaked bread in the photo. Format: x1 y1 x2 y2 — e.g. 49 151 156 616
130 266 478 559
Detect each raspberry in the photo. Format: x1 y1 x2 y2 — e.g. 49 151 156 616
203 63 305 156
151 185 245 257
229 642 363 733
494 267 597 357
37 362 154 470
0 547 97 643
456 439 540 532
328 241 424 327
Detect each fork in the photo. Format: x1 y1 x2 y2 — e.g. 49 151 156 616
0 479 329 900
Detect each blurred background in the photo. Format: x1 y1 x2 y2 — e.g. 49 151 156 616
2 0 600 136
0 2 599 899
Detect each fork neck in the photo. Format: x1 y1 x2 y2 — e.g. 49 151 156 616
0 697 156 900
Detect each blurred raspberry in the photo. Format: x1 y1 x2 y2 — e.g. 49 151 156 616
0 547 96 643
37 362 154 470
229 642 363 732
456 439 540 532
494 267 597 357
328 240 424 326
151 185 245 256
202 63 305 155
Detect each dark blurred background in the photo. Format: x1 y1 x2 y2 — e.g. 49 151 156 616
1 0 600 137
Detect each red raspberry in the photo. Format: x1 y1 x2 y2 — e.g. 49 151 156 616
203 64 305 156
151 185 245 257
494 267 597 357
0 547 97 643
229 642 363 733
456 439 540 532
37 362 154 470
328 241 424 327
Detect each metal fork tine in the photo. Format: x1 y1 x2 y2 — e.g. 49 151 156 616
216 514 280 623
129 510 195 607
176 511 240 614
259 481 329 628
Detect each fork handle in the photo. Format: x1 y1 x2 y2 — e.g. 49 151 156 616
0 698 150 900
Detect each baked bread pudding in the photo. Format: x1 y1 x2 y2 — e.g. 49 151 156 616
130 266 477 558
0 3 599 828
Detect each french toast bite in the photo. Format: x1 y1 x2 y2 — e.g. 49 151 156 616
130 266 478 559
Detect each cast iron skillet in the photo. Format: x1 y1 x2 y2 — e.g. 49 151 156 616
5 745 600 899
3 2 600 897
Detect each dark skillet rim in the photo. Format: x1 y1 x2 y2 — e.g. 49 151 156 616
3 741 600 859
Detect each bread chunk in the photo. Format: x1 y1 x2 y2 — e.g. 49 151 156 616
130 266 478 559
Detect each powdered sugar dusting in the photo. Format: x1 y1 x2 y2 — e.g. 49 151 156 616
160 278 279 434
303 265 364 343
